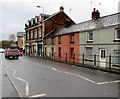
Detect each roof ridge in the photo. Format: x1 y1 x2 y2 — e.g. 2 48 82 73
43 10 63 22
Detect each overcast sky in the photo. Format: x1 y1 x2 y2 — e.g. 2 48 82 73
0 0 120 40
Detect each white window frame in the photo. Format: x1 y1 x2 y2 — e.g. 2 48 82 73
87 32 93 41
85 47 93 60
114 51 120 65
34 29 37 39
31 30 33 39
31 19 33 25
35 17 38 23
27 32 29 40
39 29 42 38
115 29 120 40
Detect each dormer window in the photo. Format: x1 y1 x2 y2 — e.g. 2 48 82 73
29 21 31 26
31 20 33 25
33 19 35 24
35 17 38 23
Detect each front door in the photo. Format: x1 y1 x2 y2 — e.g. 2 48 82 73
38 44 42 56
99 49 106 67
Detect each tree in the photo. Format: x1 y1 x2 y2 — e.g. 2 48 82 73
9 34 16 41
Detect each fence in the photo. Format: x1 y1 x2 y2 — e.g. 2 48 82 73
44 52 120 69
33 52 120 71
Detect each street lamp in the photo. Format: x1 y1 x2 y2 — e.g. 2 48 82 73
37 6 44 22
37 5 44 57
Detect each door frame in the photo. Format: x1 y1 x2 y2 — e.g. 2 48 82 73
99 48 106 67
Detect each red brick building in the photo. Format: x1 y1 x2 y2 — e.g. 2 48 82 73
25 6 75 57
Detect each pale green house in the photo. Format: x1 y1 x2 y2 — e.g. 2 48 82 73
79 13 120 68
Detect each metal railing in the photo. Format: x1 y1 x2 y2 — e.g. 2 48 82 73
43 52 120 70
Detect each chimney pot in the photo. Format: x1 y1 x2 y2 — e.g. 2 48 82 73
92 8 100 20
60 6 64 11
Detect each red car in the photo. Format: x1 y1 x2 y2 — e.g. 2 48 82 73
5 48 19 59
18 50 23 56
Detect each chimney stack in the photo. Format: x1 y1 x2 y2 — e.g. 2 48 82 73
60 6 64 11
92 8 100 20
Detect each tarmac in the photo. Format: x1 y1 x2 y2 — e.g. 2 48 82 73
2 67 19 98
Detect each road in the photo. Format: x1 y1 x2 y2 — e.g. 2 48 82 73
1 54 120 98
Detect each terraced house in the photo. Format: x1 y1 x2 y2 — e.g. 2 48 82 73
45 9 120 68
25 6 75 57
80 12 120 68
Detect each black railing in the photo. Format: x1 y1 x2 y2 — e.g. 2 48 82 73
29 52 120 70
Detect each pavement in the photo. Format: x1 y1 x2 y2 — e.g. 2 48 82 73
1 53 120 98
1 53 19 98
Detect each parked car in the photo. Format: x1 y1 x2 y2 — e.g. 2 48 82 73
0 48 5 53
5 48 19 59
18 50 23 56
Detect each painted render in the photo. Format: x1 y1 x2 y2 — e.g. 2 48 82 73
80 26 120 67
55 33 79 63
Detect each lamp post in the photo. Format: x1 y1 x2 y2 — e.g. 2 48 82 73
37 5 44 57
37 6 44 21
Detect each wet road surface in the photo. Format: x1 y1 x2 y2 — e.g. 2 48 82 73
1 54 120 97
1 54 19 97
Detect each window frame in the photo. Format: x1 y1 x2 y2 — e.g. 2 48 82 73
87 32 93 42
115 29 120 40
51 37 54 45
58 47 61 57
85 47 93 60
58 36 61 44
27 32 29 40
39 29 42 38
114 51 120 65
34 29 37 39
30 30 33 39
70 47 74 58
70 34 75 43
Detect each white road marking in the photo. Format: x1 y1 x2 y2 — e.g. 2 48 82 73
13 71 29 96
5 70 23 97
14 76 28 83
51 67 95 83
51 68 57 71
13 70 16 77
29 93 47 98
26 83 29 96
97 80 120 85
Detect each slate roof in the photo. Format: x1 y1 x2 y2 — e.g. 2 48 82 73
17 32 25 37
43 10 75 24
53 12 120 36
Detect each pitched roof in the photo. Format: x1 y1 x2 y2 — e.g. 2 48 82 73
43 10 75 24
17 32 25 37
40 13 51 17
54 12 120 36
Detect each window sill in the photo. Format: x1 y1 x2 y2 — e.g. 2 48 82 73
85 59 93 62
113 40 120 42
112 64 120 67
70 42 75 44
86 41 93 43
